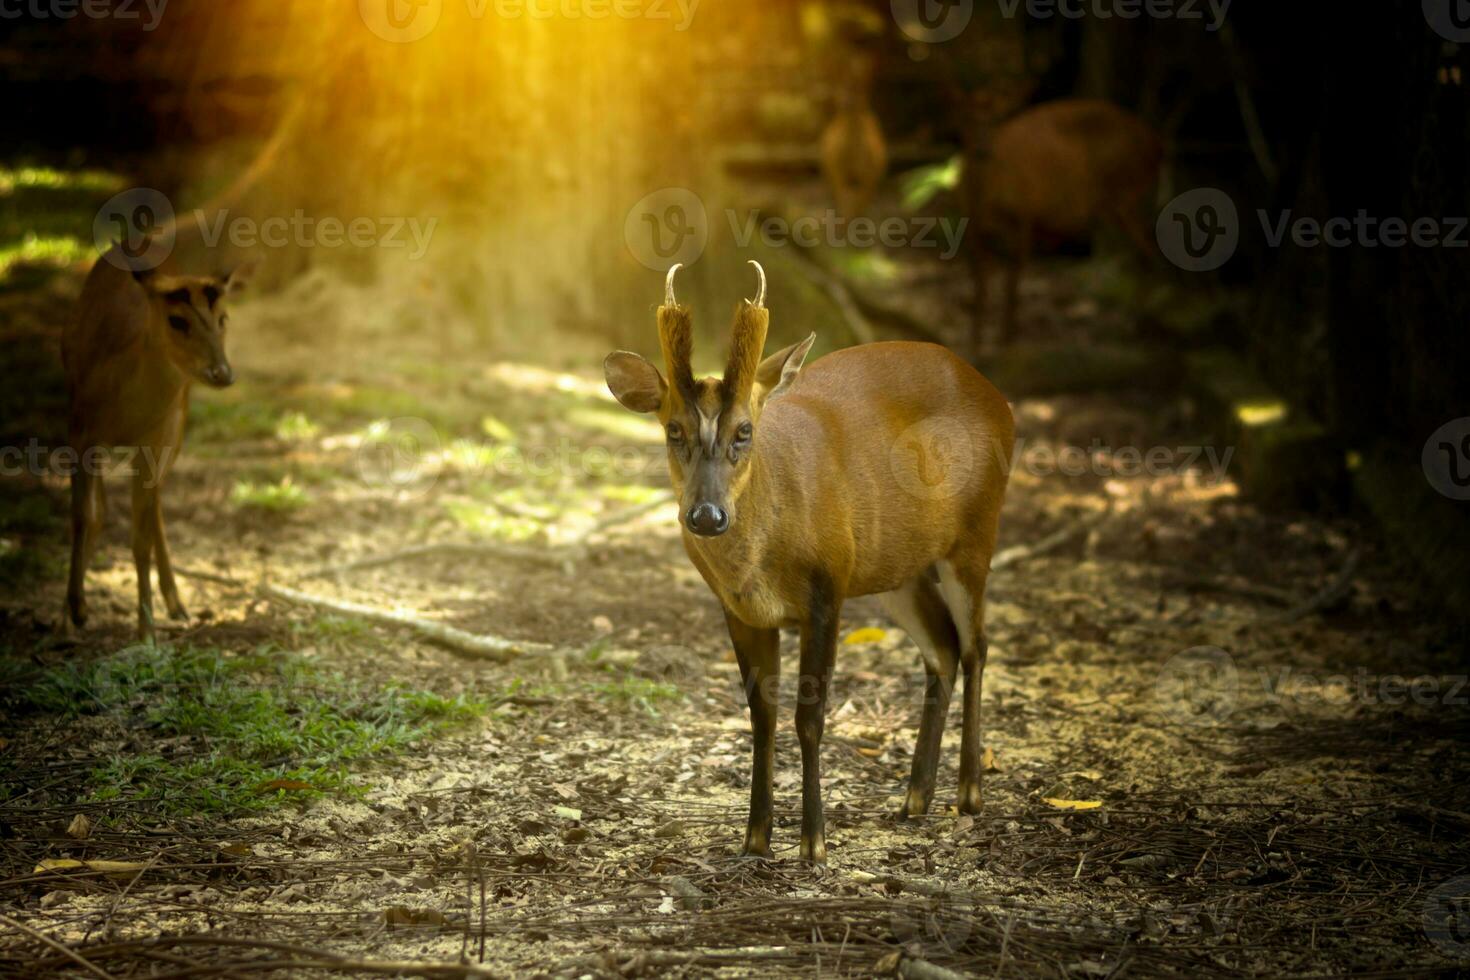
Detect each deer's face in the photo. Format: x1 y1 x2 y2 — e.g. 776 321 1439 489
604 262 814 539
135 265 254 389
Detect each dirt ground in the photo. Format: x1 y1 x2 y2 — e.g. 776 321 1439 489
2 256 1468 978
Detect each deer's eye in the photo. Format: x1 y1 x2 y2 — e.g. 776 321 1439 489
168 316 190 334
736 422 753 443
666 423 685 443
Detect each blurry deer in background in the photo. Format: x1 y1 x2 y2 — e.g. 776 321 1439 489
821 54 888 225
965 98 1162 349
603 262 1014 863
63 245 253 641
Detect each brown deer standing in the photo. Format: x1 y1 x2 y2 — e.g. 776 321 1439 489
966 98 1162 348
62 245 251 640
821 57 889 224
604 262 1014 863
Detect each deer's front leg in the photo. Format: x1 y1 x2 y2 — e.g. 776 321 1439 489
796 577 841 865
725 609 779 858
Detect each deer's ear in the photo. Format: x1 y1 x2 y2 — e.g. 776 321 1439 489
604 351 667 414
221 259 258 294
755 333 815 406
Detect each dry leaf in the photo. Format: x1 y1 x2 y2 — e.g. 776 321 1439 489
1043 798 1103 811
654 819 684 838
383 906 448 929
35 859 148 882
843 627 887 646
65 814 93 840
554 806 583 821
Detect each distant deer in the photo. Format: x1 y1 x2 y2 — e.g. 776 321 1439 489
821 56 888 224
62 245 252 640
604 263 1014 863
965 98 1162 347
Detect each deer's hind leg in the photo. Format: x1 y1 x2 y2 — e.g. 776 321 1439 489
880 572 961 819
130 468 160 642
939 509 1004 815
64 467 106 630
153 489 187 621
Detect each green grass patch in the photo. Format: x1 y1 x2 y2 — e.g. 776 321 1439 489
189 395 284 445
588 675 683 718
274 411 322 443
231 477 310 512
0 644 485 816
290 614 382 654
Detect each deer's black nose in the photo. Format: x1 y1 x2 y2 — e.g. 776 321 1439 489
687 502 729 537
207 363 235 388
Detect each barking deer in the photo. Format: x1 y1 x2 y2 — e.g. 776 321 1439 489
62 245 251 640
966 98 1162 347
604 262 1014 863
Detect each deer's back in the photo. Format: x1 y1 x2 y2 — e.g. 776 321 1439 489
985 99 1162 237
64 254 179 447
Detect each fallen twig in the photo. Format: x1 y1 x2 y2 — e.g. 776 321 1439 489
901 957 969 980
262 583 551 662
0 913 118 980
786 250 879 345
992 506 1112 571
174 566 244 587
1261 549 1360 625
299 541 566 580
572 492 675 545
298 494 674 581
